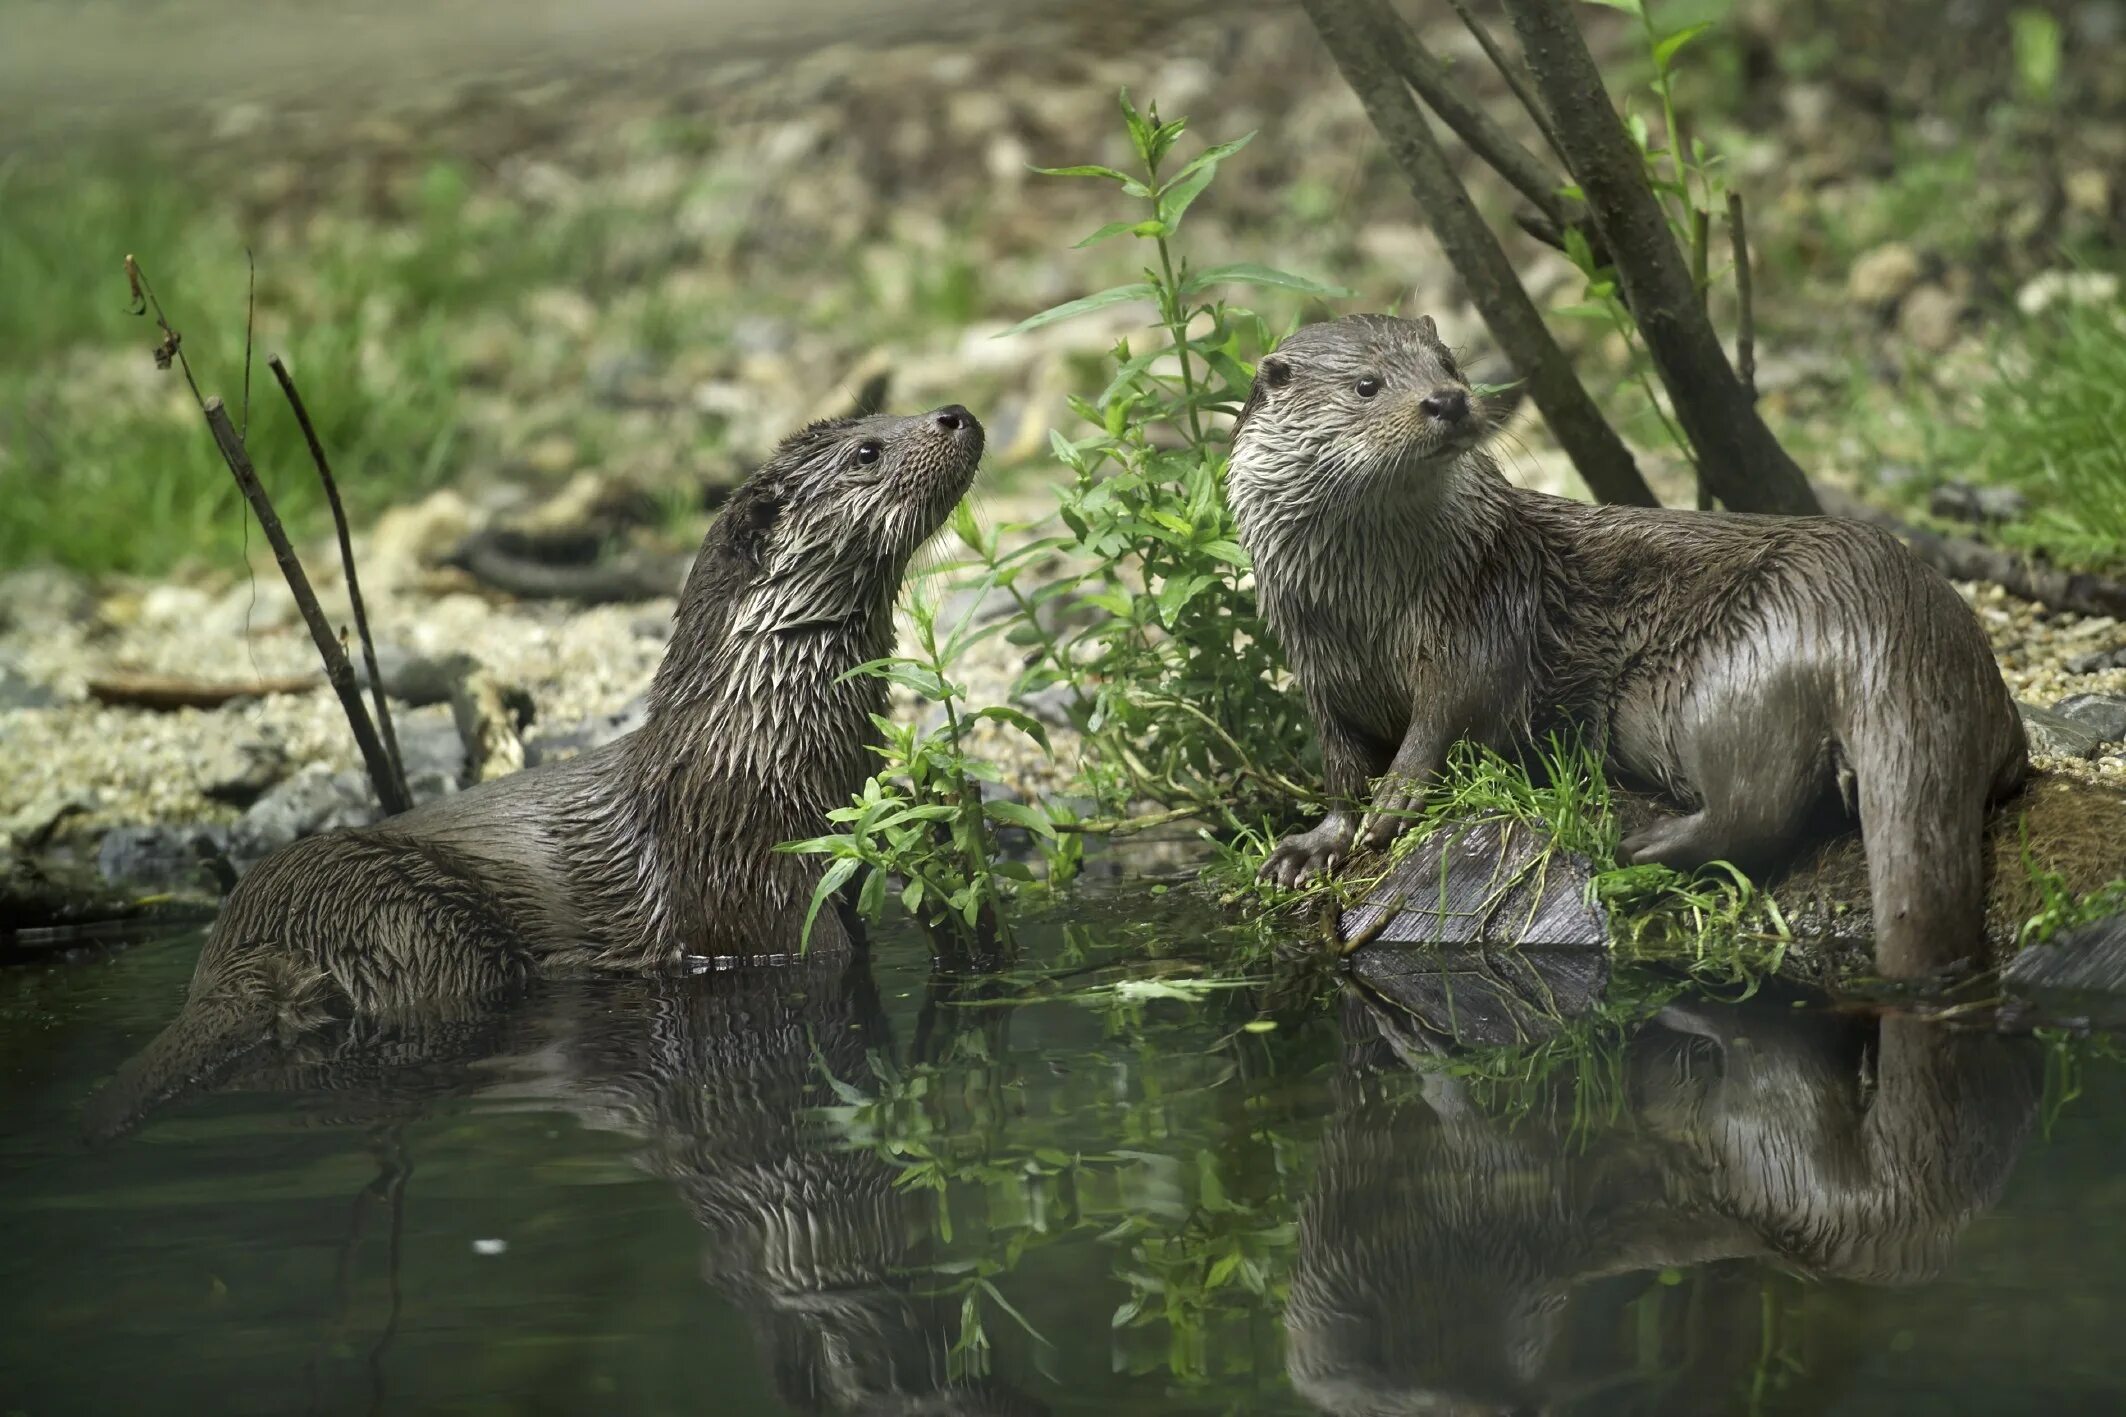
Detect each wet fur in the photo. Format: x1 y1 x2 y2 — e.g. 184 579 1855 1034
1227 314 2028 977
89 407 983 1138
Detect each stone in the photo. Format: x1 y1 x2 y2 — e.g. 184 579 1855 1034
98 823 234 893
0 656 58 709
2056 694 2126 746
2005 914 2126 997
369 490 474 573
2016 268 2120 316
1897 283 1964 353
2067 647 2126 675
1928 482 2029 525
530 694 648 764
199 736 291 809
1 790 94 851
357 646 479 707
1847 241 1924 308
2019 701 2106 759
1343 816 1609 948
231 764 381 861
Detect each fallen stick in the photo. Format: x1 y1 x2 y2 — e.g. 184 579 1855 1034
201 398 412 816
88 672 321 711
1818 487 2126 620
269 354 408 807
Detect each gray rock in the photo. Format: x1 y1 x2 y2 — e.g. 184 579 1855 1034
231 764 381 860
2067 646 2126 675
1847 241 1924 308
356 647 478 708
2019 701 2106 759
99 823 234 893
2055 693 2126 746
2 789 95 849
200 737 291 808
394 705 471 796
0 656 59 709
1928 482 2029 526
528 694 648 765
2005 913 2126 995
1897 283 1964 353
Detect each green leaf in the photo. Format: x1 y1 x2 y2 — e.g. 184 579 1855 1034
1170 131 1255 182
1073 218 1148 249
971 704 1052 751
857 864 888 920
1155 161 1217 232
1031 163 1132 183
801 856 860 950
1652 21 1712 72
984 800 1058 837
1179 263 1352 299
1000 282 1159 338
1580 0 1644 14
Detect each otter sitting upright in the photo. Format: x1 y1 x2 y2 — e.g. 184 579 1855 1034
94 405 983 1132
1225 314 2026 977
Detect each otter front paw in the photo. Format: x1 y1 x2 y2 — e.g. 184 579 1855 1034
1259 812 1358 889
1357 780 1425 852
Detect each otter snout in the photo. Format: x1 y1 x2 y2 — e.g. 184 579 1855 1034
1420 388 1470 425
926 403 984 461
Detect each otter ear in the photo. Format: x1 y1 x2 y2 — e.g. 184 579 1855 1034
719 480 784 569
1414 315 1439 342
1236 355 1290 437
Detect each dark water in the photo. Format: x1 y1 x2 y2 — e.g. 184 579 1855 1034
5 899 2126 1416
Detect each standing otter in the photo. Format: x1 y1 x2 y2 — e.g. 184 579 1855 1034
91 405 984 1134
1226 314 2026 976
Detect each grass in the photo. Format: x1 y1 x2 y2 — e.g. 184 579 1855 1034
1211 736 1793 983
1930 294 2126 572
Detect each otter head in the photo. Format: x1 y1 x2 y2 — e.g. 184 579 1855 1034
1228 314 1485 527
705 405 985 636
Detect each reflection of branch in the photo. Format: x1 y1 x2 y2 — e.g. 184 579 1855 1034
1304 0 1658 508
204 398 411 814
272 355 409 807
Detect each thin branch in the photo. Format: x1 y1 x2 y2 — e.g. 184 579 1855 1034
124 255 207 412
242 249 256 439
1305 0 1658 508
1372 0 1575 234
1728 190 1757 401
202 398 412 816
1444 0 1572 168
1499 0 1820 516
271 354 409 806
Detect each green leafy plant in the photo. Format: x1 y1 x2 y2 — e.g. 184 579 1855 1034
781 505 1070 948
1004 93 1348 825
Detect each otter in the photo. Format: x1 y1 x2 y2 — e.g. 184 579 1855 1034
90 405 984 1135
1226 314 2028 977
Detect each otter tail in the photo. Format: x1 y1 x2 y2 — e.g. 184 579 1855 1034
1845 712 2002 978
82 992 275 1143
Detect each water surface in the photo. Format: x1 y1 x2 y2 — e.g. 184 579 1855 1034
5 899 2126 1415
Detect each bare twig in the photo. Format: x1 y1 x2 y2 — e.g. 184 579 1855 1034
1443 0 1572 168
1372 1 1575 235
270 354 409 805
1305 0 1658 508
202 398 412 815
124 256 207 412
1728 190 1757 401
242 249 256 438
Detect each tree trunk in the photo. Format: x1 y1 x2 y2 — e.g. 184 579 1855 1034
1305 0 1658 509
1500 0 1822 515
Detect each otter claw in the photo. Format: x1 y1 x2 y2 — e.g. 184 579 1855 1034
1259 815 1357 890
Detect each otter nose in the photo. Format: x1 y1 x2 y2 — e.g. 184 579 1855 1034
932 404 975 435
1420 388 1470 424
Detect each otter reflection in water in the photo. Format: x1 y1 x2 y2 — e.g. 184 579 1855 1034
1287 980 2040 1415
152 958 1042 1417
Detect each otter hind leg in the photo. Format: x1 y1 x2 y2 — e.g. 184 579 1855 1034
1618 707 1832 877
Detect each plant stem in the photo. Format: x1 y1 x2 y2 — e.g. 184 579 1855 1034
1154 234 1206 449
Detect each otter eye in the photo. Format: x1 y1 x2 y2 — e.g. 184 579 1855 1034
854 441 883 466
1354 376 1382 399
